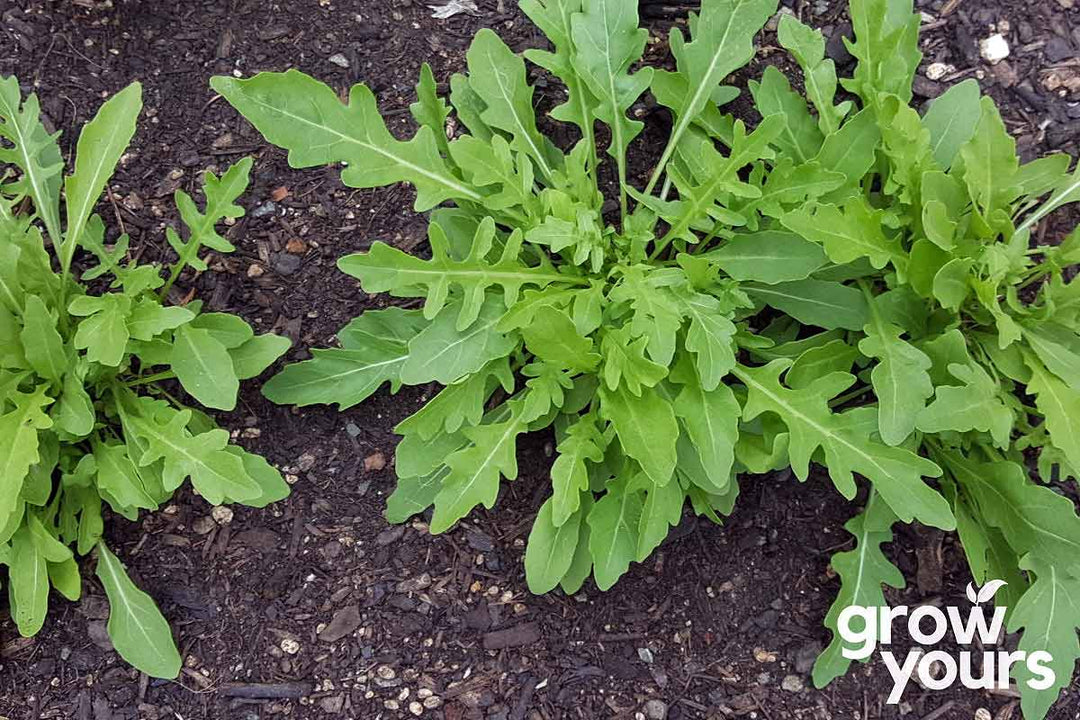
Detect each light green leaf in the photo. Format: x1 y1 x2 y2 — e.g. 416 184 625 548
571 0 653 213
170 325 240 411
340 218 580 330
635 472 684 561
813 493 903 687
750 65 823 163
522 306 599 372
410 63 452 160
858 314 933 446
922 78 980 169
786 340 859 390
126 302 194 341
47 556 81 601
681 293 737 390
63 83 142 270
0 76 63 243
8 525 48 636
588 478 643 591
745 279 869 331
69 294 132 367
96 543 181 679
400 297 518 385
550 411 606 526
526 497 584 593
777 14 849 134
1025 354 1080 475
230 333 291 380
0 387 53 532
188 312 254 348
813 108 879 187
429 404 527 533
600 384 678 486
647 0 777 190
1007 558 1080 720
54 367 95 438
734 361 953 529
705 230 827 284
781 198 906 271
958 96 1019 218
211 71 479 211
672 376 739 491
916 363 1013 448
385 467 448 524
466 30 557 179
20 295 66 383
943 452 1080 576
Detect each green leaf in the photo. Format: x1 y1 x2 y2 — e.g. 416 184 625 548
410 63 452 161
550 411 606 526
600 327 668 394
777 14 849 134
0 76 63 243
230 333 291 380
648 0 777 189
20 295 66 383
340 218 580 330
466 30 557 179
958 96 1019 218
1022 322 1080 389
93 440 160 512
705 230 827 284
162 157 252 292
522 306 599 372
126 302 194 341
921 78 981 169
943 453 1080 576
385 467 448 524
8 525 48 636
63 83 142 269
681 292 738 390
0 387 53 532
635 471 684 561
1023 355 1080 472
69 294 132 367
400 297 518 385
47 556 81 601
734 361 953 529
858 312 933 446
745 279 869 331
813 108 879 187
813 493 903 687
750 65 823 163
526 497 584 593
224 446 290 508
96 543 181 679
170 325 240 411
600 384 678 487
120 396 261 505
571 0 653 213
560 493 594 594
931 257 972 310
786 340 859 389
843 0 921 103
1007 558 1080 720
672 373 739 491
781 198 906 271
916 363 1013 448
429 404 527 533
588 477 643 591
211 71 479 211
54 366 95 438
189 312 254 348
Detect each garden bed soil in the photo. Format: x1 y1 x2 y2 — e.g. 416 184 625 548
2 0 1080 718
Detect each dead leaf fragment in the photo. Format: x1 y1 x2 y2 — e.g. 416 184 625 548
285 237 307 254
270 186 290 202
364 451 387 472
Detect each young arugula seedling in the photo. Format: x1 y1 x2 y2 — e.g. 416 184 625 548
213 0 1080 713
0 77 291 678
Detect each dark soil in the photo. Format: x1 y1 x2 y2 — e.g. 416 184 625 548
2 0 1080 719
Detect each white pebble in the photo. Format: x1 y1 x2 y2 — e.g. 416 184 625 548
979 34 1010 64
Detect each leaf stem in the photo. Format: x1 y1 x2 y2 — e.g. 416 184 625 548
125 370 176 388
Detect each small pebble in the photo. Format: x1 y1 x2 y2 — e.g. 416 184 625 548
328 53 350 68
279 638 300 655
781 674 804 692
979 34 1010 64
925 62 952 80
643 699 667 720
211 505 234 525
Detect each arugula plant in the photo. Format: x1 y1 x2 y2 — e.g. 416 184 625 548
213 0 1080 712
0 77 291 678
